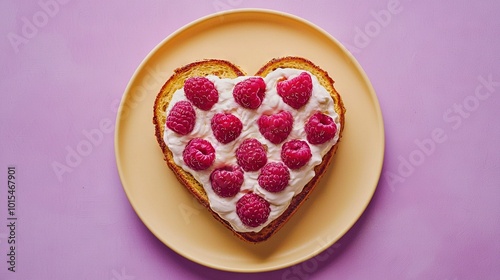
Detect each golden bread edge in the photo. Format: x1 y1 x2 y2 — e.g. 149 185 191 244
153 57 345 243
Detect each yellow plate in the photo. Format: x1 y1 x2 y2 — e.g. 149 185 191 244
115 9 384 272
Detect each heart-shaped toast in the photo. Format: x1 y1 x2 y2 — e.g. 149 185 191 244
153 57 345 242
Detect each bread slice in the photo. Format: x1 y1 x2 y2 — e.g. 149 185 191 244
153 57 345 243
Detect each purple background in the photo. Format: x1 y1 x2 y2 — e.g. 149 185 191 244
1 1 499 279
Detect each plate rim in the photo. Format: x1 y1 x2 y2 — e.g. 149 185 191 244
114 8 385 273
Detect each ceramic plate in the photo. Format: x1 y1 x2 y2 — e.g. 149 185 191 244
115 9 384 272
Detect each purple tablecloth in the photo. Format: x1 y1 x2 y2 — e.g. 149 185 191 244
1 1 499 279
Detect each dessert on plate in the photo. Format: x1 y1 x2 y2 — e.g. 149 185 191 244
153 57 345 242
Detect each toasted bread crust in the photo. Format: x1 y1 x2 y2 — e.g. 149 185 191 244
153 57 345 243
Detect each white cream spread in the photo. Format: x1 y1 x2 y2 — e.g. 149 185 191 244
164 68 341 232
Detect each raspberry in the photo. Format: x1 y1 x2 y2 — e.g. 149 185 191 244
166 101 196 135
236 138 267 172
281 140 312 169
211 112 243 144
183 138 215 170
258 162 290 193
210 165 244 198
305 112 337 144
236 193 270 227
233 77 266 109
184 77 219 110
257 110 293 144
277 72 313 109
